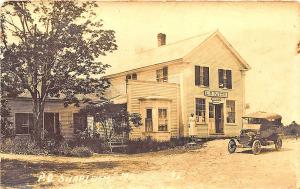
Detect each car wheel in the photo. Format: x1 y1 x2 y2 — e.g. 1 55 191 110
252 140 262 155
275 137 282 151
228 139 237 154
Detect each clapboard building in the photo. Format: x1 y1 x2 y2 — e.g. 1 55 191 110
105 30 250 141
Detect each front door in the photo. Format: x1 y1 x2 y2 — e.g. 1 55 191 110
215 104 224 133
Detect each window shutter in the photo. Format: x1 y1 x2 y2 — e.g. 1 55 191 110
195 66 200 86
218 69 224 88
204 67 209 87
226 70 232 89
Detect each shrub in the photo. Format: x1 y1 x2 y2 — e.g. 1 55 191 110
70 146 93 157
0 137 49 155
50 141 72 156
72 129 103 153
126 137 183 154
284 121 300 136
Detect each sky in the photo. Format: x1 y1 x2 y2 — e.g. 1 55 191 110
94 1 300 124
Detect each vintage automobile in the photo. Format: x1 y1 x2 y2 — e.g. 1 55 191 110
228 111 283 155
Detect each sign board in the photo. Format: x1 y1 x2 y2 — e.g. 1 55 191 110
204 90 228 98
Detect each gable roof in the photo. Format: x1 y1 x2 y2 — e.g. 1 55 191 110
106 30 250 78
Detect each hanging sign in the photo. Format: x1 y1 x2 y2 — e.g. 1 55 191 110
204 90 228 98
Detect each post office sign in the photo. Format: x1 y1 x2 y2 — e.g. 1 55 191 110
204 90 228 98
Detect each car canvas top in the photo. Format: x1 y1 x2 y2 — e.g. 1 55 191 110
242 111 282 120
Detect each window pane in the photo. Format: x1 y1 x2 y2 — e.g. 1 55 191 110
132 73 137 80
209 103 214 118
158 108 168 131
15 113 32 134
218 69 224 88
226 100 235 123
73 113 87 133
195 98 205 123
226 70 232 89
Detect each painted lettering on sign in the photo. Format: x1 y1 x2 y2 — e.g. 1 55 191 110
211 97 222 102
204 90 228 98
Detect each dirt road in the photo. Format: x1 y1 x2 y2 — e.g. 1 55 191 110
66 138 300 189
1 138 299 189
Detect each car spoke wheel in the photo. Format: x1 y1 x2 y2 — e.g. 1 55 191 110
275 137 282 151
252 140 261 155
228 139 237 154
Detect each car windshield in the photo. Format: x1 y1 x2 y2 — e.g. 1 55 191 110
243 118 263 124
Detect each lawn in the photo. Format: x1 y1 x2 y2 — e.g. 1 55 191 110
0 153 158 188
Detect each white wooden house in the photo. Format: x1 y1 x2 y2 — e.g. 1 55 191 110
105 30 250 141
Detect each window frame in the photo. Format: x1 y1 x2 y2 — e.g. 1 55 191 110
15 113 33 135
226 100 236 124
218 69 232 89
195 98 206 123
209 103 214 118
195 65 209 87
156 66 168 82
73 113 87 133
126 73 137 81
158 108 168 131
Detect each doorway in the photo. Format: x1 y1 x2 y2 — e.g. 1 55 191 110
44 112 59 135
214 104 224 133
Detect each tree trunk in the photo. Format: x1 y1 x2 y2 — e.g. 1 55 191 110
32 100 45 145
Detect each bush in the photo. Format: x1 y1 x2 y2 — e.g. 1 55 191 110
0 137 49 155
50 141 72 156
284 121 300 136
70 146 93 157
126 137 185 154
72 129 103 153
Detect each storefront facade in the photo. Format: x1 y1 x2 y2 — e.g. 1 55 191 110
105 30 250 140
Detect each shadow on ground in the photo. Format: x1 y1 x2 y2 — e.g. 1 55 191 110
237 147 292 155
0 158 147 188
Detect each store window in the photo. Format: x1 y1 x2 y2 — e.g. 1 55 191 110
218 69 232 89
73 113 87 133
195 66 209 87
158 108 168 131
195 98 206 123
156 67 168 82
226 100 235 123
15 113 33 134
209 103 214 118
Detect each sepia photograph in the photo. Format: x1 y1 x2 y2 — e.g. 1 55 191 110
0 0 299 188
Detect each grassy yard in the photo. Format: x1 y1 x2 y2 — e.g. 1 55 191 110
0 153 159 188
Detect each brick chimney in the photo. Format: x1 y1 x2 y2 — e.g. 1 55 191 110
157 33 166 46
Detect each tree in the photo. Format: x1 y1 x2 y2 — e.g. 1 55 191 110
79 103 142 142
0 1 117 142
0 99 14 139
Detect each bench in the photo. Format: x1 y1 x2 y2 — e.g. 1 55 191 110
107 137 128 152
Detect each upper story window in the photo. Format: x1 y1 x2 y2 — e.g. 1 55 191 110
156 67 168 82
195 66 209 87
126 73 137 81
195 98 206 123
218 69 232 89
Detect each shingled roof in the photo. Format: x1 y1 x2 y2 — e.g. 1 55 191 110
106 30 250 78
